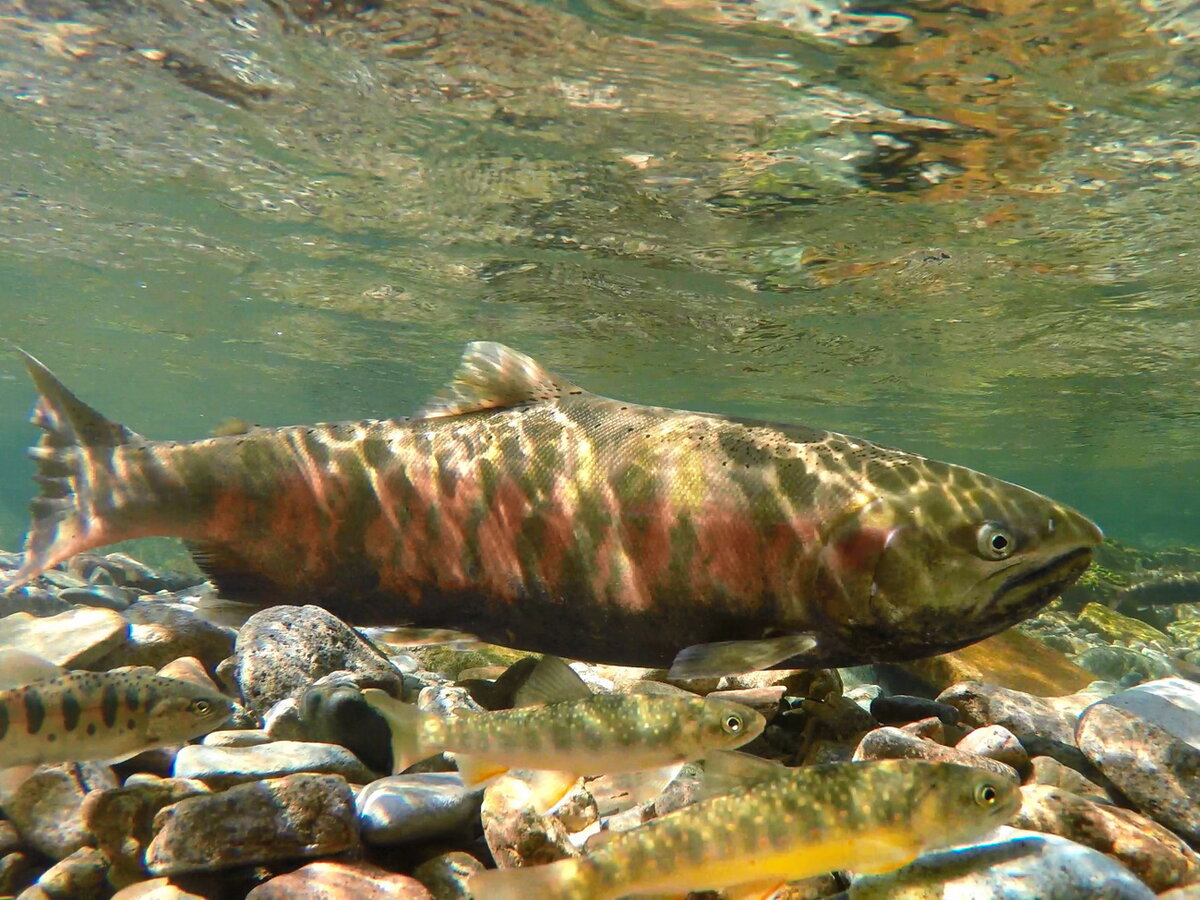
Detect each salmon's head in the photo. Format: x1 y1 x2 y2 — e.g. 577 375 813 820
691 696 767 752
814 457 1102 662
907 762 1021 849
142 674 235 744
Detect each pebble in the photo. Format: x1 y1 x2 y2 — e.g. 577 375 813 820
852 727 1019 782
246 861 432 898
936 681 1079 745
1028 755 1111 802
357 773 483 846
232 606 404 716
870 694 959 726
80 778 211 887
262 697 305 740
848 827 1157 899
2 763 118 860
173 740 377 789
145 773 359 876
16 846 107 900
955 724 1030 776
411 852 484 900
1076 678 1200 843
0 608 127 668
93 601 234 672
1011 784 1200 892
480 774 578 869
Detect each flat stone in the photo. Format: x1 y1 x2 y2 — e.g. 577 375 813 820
146 773 359 876
246 861 432 898
2 763 118 860
481 774 577 870
849 827 1156 899
1078 603 1171 648
1028 755 1111 802
852 727 1018 782
901 628 1096 696
1011 784 1200 892
1076 678 1200 843
200 729 272 748
110 877 206 899
870 694 958 726
955 725 1030 776
173 740 376 789
233 606 403 716
16 847 107 900
81 778 211 888
357 773 483 846
0 608 127 668
92 602 234 672
412 852 484 900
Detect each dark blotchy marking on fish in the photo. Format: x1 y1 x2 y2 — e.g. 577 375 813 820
125 685 140 712
101 684 119 728
24 690 45 734
0 701 8 740
61 690 81 731
5 343 1103 675
86 722 96 736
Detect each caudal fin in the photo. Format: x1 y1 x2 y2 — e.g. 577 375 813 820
8 350 144 587
468 858 591 900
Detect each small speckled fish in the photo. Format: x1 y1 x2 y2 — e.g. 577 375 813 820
471 758 1020 899
5 342 1102 677
0 651 233 769
363 658 765 813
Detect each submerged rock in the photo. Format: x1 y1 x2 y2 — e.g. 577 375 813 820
173 740 377 789
2 763 118 860
852 727 1018 782
0 608 127 668
481 775 577 870
955 725 1030 776
145 773 359 876
18 846 107 900
357 773 483 846
1076 677 1200 844
246 861 432 898
847 828 1156 899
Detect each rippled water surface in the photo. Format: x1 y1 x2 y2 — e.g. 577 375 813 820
0 0 1197 550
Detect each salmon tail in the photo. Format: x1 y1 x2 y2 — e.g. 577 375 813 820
468 858 591 900
8 350 145 587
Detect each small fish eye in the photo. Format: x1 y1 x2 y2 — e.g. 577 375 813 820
192 700 211 715
975 782 999 806
976 522 1015 560
722 714 743 734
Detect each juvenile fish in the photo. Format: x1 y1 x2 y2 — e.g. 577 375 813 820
363 659 764 813
471 758 1020 899
0 651 234 769
5 342 1102 677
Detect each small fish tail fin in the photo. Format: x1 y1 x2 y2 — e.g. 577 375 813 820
361 689 437 773
469 858 593 900
9 350 146 586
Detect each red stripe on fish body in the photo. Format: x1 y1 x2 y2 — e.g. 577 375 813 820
12 342 1103 670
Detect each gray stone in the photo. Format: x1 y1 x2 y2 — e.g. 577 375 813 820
233 606 403 716
1028 755 1111 802
0 587 71 619
1076 677 1200 843
200 729 272 748
955 725 1030 776
1011 783 1200 892
357 773 483 846
412 852 484 900
1074 645 1178 685
146 773 359 876
262 698 305 741
80 777 212 888
852 727 1018 782
936 681 1078 745
848 828 1156 899
0 608 127 668
92 601 234 672
173 740 377 789
16 846 107 900
1 763 118 860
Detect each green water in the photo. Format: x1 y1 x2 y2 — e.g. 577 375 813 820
0 0 1196 552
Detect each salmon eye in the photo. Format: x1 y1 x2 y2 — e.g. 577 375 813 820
722 714 744 734
976 522 1015 560
191 700 211 716
974 782 999 807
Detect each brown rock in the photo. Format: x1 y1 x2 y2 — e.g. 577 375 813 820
145 774 359 876
0 852 37 897
955 724 1030 776
246 861 432 898
81 777 211 887
2 763 117 860
0 608 127 668
1012 784 1200 892
110 877 206 899
900 716 946 744
16 847 107 900
155 657 221 692
1028 755 1111 802
853 727 1018 782
904 628 1095 696
94 602 234 672
481 775 578 870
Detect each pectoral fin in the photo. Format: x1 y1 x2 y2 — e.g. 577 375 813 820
520 769 583 815
454 753 512 789
701 750 786 799
668 634 819 680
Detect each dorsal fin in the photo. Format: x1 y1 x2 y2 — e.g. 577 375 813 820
417 342 583 420
512 656 593 707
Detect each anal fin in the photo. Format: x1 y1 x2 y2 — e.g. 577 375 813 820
519 769 582 815
455 753 511 789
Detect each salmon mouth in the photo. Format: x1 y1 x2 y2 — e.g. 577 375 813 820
991 545 1094 611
